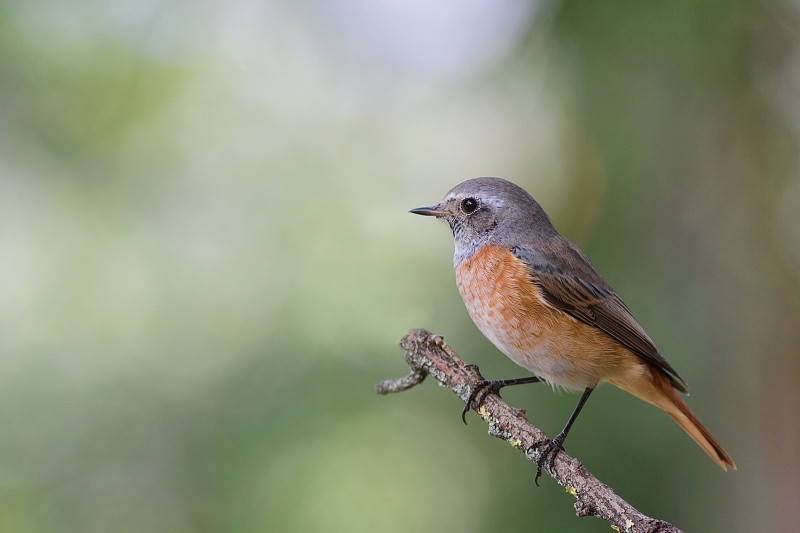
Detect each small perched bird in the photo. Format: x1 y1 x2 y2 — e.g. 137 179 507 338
411 177 735 483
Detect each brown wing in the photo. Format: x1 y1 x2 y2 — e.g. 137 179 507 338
511 245 689 393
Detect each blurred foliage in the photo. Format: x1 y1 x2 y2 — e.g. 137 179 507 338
1 1 799 532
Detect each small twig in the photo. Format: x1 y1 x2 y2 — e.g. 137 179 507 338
376 328 682 533
375 368 426 394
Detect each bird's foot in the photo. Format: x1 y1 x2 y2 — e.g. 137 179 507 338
461 370 542 424
529 432 567 486
461 378 503 424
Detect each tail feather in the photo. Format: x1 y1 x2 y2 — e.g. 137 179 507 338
612 366 736 471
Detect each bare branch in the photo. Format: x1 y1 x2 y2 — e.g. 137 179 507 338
376 328 683 533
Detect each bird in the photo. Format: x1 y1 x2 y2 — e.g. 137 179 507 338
410 177 735 483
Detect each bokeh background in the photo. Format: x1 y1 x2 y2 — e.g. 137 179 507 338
2 1 799 531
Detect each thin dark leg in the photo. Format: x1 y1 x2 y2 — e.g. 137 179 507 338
462 375 542 424
532 386 595 486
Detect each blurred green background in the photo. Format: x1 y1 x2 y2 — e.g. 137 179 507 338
2 1 799 531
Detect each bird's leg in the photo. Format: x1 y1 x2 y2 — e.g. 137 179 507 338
531 386 595 486
462 372 542 424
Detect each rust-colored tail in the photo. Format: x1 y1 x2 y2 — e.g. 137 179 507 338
612 367 736 470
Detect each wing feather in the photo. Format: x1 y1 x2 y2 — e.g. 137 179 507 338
511 245 689 393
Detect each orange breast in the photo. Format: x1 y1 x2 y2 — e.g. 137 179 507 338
455 245 640 390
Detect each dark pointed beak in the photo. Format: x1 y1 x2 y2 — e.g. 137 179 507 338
409 204 452 217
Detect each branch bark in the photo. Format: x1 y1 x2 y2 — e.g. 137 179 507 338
376 328 682 533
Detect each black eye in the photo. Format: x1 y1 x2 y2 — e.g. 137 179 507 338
461 197 478 214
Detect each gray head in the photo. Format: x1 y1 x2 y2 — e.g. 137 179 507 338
411 177 557 264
